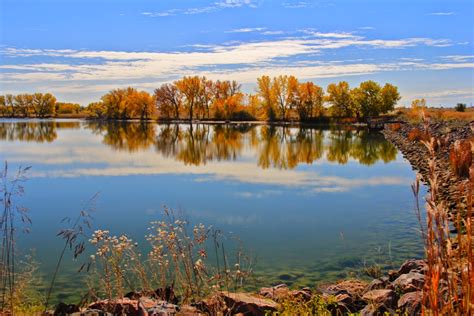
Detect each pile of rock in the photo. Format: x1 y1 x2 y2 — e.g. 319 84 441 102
382 120 473 212
52 259 426 315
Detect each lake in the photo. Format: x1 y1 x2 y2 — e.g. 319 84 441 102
0 119 425 302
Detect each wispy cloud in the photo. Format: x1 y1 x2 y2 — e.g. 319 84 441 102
226 27 267 33
442 55 474 62
142 0 258 17
428 12 455 16
0 32 465 102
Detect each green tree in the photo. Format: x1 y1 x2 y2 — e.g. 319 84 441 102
326 81 355 117
352 80 382 117
380 83 400 114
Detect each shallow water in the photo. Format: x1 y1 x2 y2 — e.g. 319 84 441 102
0 119 425 302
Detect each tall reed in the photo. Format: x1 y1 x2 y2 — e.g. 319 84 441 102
412 128 473 314
0 162 31 314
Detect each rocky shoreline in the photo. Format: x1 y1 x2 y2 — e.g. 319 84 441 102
382 120 473 214
50 259 426 316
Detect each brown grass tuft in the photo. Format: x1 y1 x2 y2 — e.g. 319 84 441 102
449 139 473 178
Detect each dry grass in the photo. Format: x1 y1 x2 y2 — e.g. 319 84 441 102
387 122 402 131
449 139 473 179
87 207 252 308
399 107 474 123
412 135 473 315
407 128 431 143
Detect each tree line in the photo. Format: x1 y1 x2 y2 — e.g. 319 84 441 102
0 76 401 121
0 93 84 118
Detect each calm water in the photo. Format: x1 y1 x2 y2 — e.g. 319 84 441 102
0 119 425 301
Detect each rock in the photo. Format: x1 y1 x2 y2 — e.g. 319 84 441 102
219 292 279 316
146 300 179 315
398 259 427 275
70 310 113 316
362 289 397 310
365 278 386 292
88 298 139 315
391 272 425 293
258 284 289 300
177 304 205 316
321 279 367 297
138 296 159 311
387 269 399 282
398 291 422 315
54 302 80 315
289 287 312 301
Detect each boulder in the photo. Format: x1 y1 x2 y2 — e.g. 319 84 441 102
146 300 179 315
391 272 425 293
219 292 279 316
398 291 422 315
365 278 386 292
88 298 139 315
362 289 397 310
397 259 427 275
321 279 367 297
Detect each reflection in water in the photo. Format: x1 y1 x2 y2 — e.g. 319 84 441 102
1 121 397 168
0 120 80 143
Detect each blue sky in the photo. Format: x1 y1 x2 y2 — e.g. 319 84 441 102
0 0 473 106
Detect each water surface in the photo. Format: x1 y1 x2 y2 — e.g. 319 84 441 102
0 119 425 301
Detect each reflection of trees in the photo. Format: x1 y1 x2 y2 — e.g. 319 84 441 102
86 121 156 152
0 120 398 168
257 127 325 169
0 121 62 142
326 129 398 166
326 129 354 164
351 131 397 165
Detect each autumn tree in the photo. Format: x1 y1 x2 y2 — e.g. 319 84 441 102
0 96 6 117
86 102 107 119
296 82 325 120
155 84 182 120
175 76 202 121
14 94 33 117
327 81 355 117
32 93 57 118
56 102 82 114
212 80 242 120
272 75 297 120
257 75 277 121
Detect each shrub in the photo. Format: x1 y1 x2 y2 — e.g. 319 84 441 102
449 140 473 178
407 128 430 142
388 123 401 131
455 103 466 112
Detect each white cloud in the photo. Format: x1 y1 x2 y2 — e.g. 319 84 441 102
428 12 455 16
141 0 258 17
0 33 466 103
442 55 474 62
226 27 267 33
